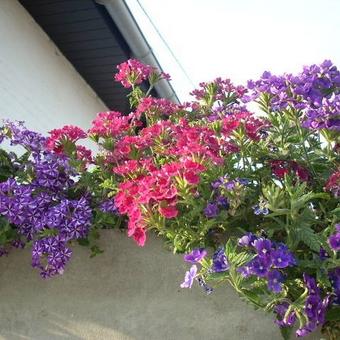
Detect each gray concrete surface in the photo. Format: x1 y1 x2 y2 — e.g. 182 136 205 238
0 230 322 340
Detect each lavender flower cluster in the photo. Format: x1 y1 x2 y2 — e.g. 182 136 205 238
0 122 93 278
247 60 340 130
237 233 296 293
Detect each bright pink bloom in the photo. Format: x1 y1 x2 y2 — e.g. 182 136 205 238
132 227 146 246
184 171 200 185
136 97 179 118
88 111 130 138
114 59 154 88
159 205 178 219
47 125 86 153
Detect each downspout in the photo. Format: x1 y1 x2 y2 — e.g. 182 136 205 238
96 0 180 104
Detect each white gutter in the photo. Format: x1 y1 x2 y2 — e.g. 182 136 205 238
96 0 180 104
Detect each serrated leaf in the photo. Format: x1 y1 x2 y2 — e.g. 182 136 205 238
295 226 321 252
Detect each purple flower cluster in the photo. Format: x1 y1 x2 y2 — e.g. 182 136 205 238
2 120 47 157
247 60 340 130
328 223 340 251
238 234 296 293
0 122 93 277
296 274 331 337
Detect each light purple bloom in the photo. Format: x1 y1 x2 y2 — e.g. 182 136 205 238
238 232 257 247
180 265 197 288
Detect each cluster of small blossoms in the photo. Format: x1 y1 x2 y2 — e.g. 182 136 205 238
88 111 132 139
221 112 270 142
114 59 170 89
115 159 206 246
237 233 296 293
114 59 154 88
46 125 87 153
247 60 340 130
296 274 331 337
135 97 180 119
2 120 47 158
0 122 93 277
190 77 247 103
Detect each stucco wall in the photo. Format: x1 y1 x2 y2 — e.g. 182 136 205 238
0 0 106 134
0 230 322 340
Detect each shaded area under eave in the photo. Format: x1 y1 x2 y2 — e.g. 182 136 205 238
19 0 135 113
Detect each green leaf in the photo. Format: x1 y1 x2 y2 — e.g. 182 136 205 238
326 306 340 321
280 327 293 340
295 226 321 252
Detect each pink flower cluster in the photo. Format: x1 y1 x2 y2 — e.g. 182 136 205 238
88 111 131 138
46 125 87 153
115 159 205 246
136 97 180 119
114 59 154 88
222 112 269 141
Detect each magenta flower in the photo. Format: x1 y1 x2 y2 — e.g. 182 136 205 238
180 265 197 288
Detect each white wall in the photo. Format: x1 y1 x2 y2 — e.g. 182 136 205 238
0 0 106 134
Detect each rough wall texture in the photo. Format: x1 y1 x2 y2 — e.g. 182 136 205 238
0 230 321 340
0 0 106 134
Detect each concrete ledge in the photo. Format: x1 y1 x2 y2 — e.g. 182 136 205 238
0 230 321 340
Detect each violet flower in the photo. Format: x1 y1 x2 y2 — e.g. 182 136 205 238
184 248 207 263
180 265 197 288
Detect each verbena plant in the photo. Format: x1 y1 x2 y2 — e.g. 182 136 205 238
0 59 339 339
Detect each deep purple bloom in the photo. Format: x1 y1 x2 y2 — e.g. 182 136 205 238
180 265 197 288
267 270 284 293
249 256 271 277
328 233 340 251
204 202 219 218
216 196 229 209
212 247 230 272
271 249 295 268
184 248 207 263
319 247 330 260
303 273 320 296
254 238 272 258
